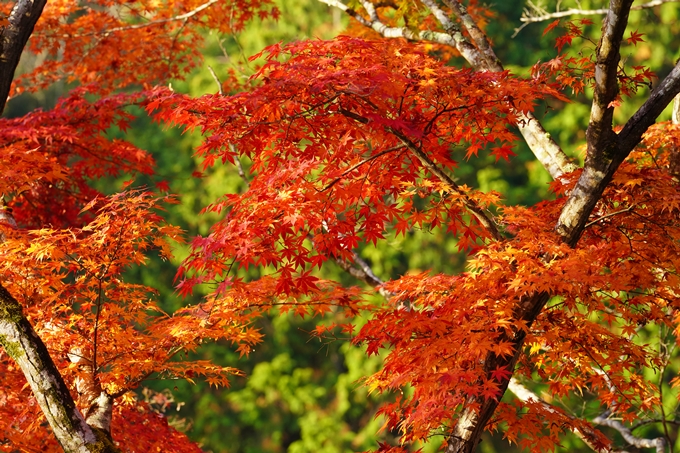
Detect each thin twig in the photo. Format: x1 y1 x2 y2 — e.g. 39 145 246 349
392 130 502 241
522 0 676 24
584 205 635 228
228 143 249 184
321 145 406 192
39 0 220 38
207 65 224 95
514 0 678 37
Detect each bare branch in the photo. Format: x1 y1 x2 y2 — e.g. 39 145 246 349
333 252 392 298
227 143 250 185
584 204 635 228
593 412 666 453
207 65 224 96
418 0 493 70
0 285 116 452
317 0 463 48
508 378 608 452
0 292 97 452
441 0 502 70
519 0 678 26
517 113 578 179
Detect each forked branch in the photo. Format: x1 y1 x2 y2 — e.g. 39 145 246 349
587 0 633 159
557 59 680 244
421 0 577 179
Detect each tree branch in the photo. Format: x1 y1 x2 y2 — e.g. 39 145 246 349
516 0 679 36
446 290 550 453
0 3 118 450
618 61 680 153
441 0 502 70
391 130 502 241
593 412 666 453
420 0 577 179
0 0 48 115
587 0 633 159
207 65 224 96
584 204 636 228
332 251 392 298
317 0 463 49
557 59 680 244
0 283 118 452
508 378 608 452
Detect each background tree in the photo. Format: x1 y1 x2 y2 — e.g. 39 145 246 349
3 1 680 453
0 0 278 451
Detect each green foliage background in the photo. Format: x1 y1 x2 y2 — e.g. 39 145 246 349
6 0 680 452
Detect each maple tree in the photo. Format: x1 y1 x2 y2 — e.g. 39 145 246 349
2 0 680 452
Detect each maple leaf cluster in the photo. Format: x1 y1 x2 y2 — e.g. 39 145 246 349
0 88 154 228
537 19 657 99
150 37 563 301
0 189 251 450
356 150 680 445
3 0 279 96
147 31 680 453
143 33 679 449
1 0 680 452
